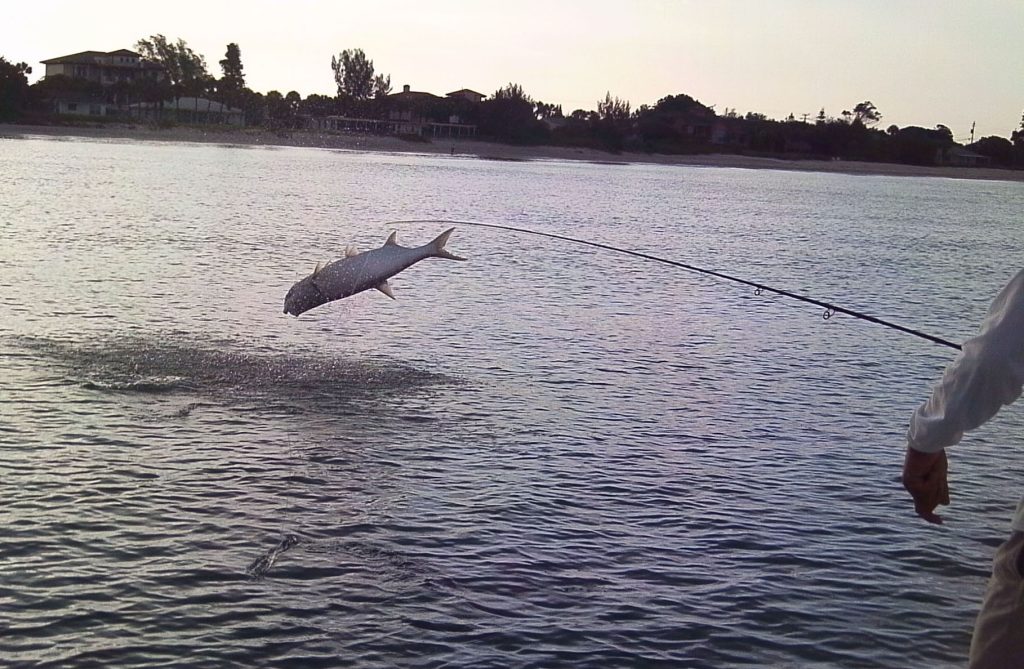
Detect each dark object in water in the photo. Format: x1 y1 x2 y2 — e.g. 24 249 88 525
247 534 300 579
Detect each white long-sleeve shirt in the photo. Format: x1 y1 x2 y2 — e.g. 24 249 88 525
907 269 1024 529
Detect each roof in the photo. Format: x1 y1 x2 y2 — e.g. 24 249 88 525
948 147 989 159
447 89 485 99
388 90 442 102
41 50 109 64
41 49 162 69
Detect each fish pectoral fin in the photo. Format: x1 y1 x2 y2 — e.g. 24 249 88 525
313 261 324 275
344 245 360 258
376 280 396 300
385 231 398 246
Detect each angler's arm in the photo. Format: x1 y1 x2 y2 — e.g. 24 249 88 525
908 270 1024 454
902 270 1024 524
907 347 1024 454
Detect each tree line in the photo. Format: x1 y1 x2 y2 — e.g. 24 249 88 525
2 38 1023 168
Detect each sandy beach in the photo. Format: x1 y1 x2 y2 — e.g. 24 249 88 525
4 122 1023 182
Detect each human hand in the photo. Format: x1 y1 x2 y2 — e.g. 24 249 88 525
901 447 950 524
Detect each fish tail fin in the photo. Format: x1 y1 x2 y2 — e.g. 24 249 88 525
430 227 466 261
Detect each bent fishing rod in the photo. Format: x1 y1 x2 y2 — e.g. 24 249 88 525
387 219 963 352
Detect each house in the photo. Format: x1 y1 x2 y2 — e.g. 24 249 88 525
305 84 481 138
446 89 485 104
40 48 164 117
388 84 442 111
670 110 715 142
127 97 244 126
382 85 477 137
41 49 164 86
945 146 992 168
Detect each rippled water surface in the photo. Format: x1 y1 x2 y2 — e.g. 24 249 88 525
2 135 1024 668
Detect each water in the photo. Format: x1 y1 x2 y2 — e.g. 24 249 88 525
2 134 1023 668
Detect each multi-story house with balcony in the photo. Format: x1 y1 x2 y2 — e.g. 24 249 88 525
40 49 165 116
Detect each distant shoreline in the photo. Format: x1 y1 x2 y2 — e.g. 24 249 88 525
4 122 1024 183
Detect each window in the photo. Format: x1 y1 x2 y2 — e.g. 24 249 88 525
67 103 77 112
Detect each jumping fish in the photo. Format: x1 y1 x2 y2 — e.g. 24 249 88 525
283 228 465 316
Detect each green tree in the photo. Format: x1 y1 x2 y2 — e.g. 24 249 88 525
284 90 301 124
136 35 178 83
331 49 375 100
1012 111 1024 148
494 83 529 102
631 93 717 153
534 101 562 120
593 92 633 151
265 90 285 122
852 100 881 126
219 43 245 90
135 35 210 98
299 93 338 117
478 83 546 144
240 88 265 126
970 136 1013 167
261 90 301 128
887 126 955 165
597 91 630 122
0 56 32 120
372 73 391 99
1010 112 1024 167
218 43 245 108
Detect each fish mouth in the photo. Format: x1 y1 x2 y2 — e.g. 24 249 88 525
283 279 329 317
283 300 314 317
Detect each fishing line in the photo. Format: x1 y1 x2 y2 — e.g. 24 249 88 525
387 219 963 352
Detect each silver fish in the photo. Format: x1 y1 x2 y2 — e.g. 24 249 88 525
284 228 465 316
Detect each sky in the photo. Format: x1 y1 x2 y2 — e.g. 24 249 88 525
5 0 1023 140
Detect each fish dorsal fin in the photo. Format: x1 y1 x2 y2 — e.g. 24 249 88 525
344 245 360 258
385 231 398 246
313 261 324 276
376 280 396 300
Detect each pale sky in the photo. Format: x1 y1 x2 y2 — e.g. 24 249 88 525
6 0 1023 140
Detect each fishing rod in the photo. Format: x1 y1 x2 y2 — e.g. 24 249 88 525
387 219 963 352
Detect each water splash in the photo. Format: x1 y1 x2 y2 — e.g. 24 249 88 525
10 334 458 412
81 376 188 394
